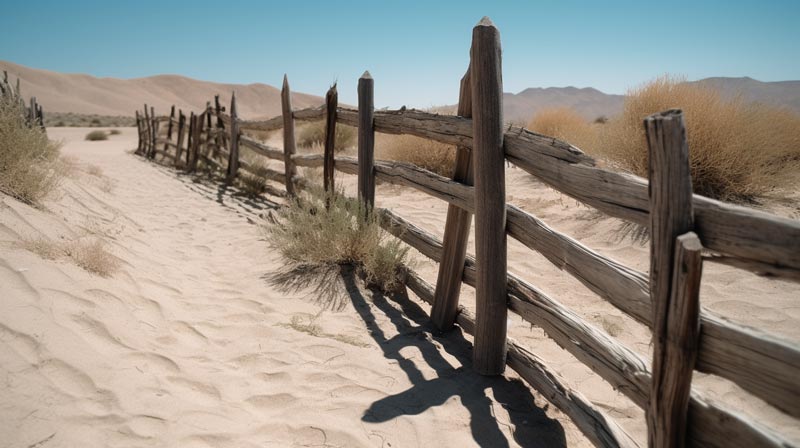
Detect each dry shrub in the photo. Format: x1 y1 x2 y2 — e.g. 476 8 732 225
297 121 356 153
376 134 456 177
108 129 121 135
0 98 63 204
238 159 271 197
264 187 409 292
64 239 120 277
598 76 800 201
18 236 119 277
527 107 598 152
85 130 108 141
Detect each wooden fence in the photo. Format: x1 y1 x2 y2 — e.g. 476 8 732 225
134 18 800 448
1 71 45 130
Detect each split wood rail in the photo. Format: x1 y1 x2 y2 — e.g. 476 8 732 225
134 17 800 448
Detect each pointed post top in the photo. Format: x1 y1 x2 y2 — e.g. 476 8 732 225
282 74 289 88
476 16 495 27
230 90 238 117
360 71 372 80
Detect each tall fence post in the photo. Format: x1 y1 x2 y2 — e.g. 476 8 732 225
645 109 701 448
143 104 151 157
164 105 175 153
135 111 142 154
431 68 473 331
358 71 375 210
215 94 227 150
188 113 199 172
226 92 240 183
281 74 298 196
470 17 507 376
149 106 157 159
324 83 338 200
175 111 186 166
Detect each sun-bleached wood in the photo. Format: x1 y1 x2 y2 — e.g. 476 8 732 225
164 105 175 153
175 111 186 165
403 269 638 448
239 135 284 160
377 207 791 448
470 17 507 376
281 75 298 196
149 106 158 160
358 72 375 209
293 105 325 122
226 92 240 183
142 105 151 156
432 68 474 331
324 84 337 196
645 110 696 448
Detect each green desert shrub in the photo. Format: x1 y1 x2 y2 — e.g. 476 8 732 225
85 130 108 141
0 97 63 203
264 187 409 292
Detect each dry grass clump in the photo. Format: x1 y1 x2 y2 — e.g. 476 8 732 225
527 107 597 151
376 134 456 177
527 76 800 201
297 121 356 153
45 112 135 127
0 97 63 204
264 187 409 292
18 236 119 277
85 130 108 141
238 159 271 197
108 129 122 135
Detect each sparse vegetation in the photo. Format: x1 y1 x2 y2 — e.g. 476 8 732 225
85 130 109 141
376 134 455 177
527 107 597 152
238 159 272 197
18 236 120 277
264 187 409 292
45 112 135 127
527 76 800 201
0 92 63 204
108 129 121 135
296 121 356 153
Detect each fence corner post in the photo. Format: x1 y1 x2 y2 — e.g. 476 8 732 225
470 16 507 376
281 74 298 196
431 67 473 331
358 71 375 210
324 83 338 200
645 109 701 448
226 92 240 183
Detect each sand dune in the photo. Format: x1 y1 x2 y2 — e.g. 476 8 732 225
0 60 323 119
1 129 798 447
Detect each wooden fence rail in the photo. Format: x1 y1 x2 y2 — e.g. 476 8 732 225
133 17 799 448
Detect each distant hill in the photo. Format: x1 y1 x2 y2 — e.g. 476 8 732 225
0 60 323 120
503 77 800 125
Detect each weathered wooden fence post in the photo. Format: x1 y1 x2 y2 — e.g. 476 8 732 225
143 104 151 157
175 111 186 166
188 113 199 172
149 106 157 159
470 17 507 376
215 94 227 150
281 75 298 196
431 68 473 331
358 71 375 210
164 105 175 153
324 84 338 200
135 111 142 154
226 92 240 183
645 109 701 448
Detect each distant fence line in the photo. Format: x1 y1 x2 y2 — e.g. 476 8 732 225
1 71 45 129
134 18 800 448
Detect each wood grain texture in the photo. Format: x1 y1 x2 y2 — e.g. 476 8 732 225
324 84 337 197
431 68 474 331
645 110 695 448
358 72 375 209
281 75 298 196
226 92 240 183
470 17 507 376
239 135 284 160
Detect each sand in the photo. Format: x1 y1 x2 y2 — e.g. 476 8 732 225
1 128 798 447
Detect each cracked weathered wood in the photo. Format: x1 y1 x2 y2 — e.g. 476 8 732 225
432 68 473 331
226 92 240 183
164 105 175 153
470 17 507 376
324 84 337 197
281 75 298 196
358 71 375 209
239 135 284 160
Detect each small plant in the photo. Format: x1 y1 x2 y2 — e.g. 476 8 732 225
264 187 409 292
527 107 597 152
0 93 63 204
376 134 455 177
85 130 108 141
296 121 356 153
64 239 120 277
108 129 121 135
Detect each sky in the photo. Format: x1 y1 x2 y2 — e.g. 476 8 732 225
1 0 798 108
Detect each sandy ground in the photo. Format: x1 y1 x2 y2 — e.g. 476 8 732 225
1 128 798 447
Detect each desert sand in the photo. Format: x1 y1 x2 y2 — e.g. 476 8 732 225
1 128 798 447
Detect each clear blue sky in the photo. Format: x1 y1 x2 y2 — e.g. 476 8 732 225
2 0 798 108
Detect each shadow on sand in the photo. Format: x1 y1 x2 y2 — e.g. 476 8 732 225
266 263 567 448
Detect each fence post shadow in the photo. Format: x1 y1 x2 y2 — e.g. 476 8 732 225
266 263 567 448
